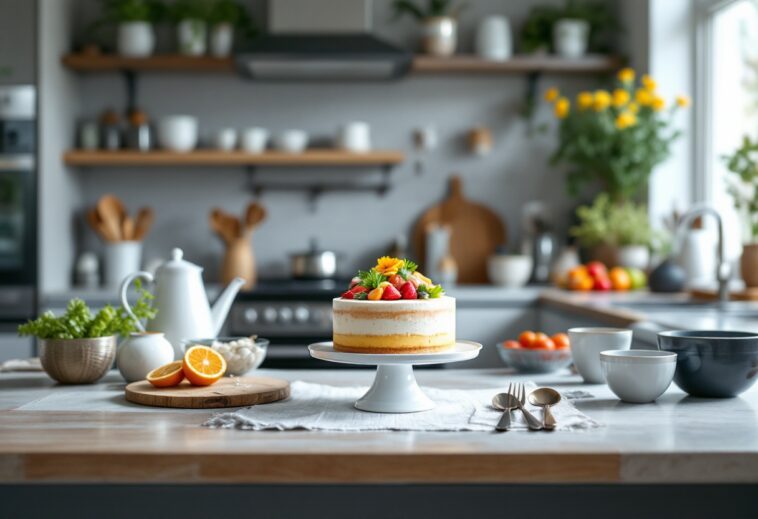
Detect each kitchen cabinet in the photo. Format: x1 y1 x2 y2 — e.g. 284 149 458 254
455 306 537 368
0 0 36 84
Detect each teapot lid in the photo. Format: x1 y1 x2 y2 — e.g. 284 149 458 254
157 248 202 275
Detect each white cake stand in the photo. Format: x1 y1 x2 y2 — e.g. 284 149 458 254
308 341 482 413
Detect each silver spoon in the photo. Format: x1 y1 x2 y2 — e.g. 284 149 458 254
491 392 520 432
528 387 562 431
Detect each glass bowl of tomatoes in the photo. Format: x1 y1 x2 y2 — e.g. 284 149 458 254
497 331 573 374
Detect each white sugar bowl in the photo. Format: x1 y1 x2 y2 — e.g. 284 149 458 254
190 337 269 376
117 332 175 382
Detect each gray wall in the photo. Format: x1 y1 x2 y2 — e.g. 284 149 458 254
67 0 622 284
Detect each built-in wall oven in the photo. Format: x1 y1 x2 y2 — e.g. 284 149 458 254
0 85 36 361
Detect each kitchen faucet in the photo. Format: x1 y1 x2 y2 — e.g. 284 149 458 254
678 206 732 303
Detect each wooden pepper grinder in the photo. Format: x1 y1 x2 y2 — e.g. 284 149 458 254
209 202 266 290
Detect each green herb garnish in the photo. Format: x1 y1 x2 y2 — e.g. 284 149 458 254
398 258 418 280
417 284 444 299
358 270 387 289
18 281 157 339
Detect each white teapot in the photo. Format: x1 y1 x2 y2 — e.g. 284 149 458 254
121 248 245 359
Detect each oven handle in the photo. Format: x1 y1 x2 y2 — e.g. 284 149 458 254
0 155 34 171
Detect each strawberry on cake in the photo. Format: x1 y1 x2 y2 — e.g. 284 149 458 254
332 257 455 354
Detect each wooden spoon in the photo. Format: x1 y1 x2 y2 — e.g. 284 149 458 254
122 216 135 241
133 207 154 241
210 208 236 245
244 202 266 234
86 208 117 242
96 194 127 241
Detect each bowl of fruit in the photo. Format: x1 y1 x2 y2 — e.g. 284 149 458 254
498 331 573 373
559 261 647 292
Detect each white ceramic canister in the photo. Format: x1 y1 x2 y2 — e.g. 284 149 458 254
214 127 238 151
157 115 198 152
422 16 457 56
104 241 142 288
241 127 269 153
475 15 512 61
117 22 155 57
553 18 590 58
117 332 175 382
337 122 371 152
210 23 234 57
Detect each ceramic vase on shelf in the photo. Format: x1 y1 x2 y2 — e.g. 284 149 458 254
177 19 207 56
741 243 758 287
222 238 256 290
116 332 175 382
475 15 512 61
117 21 155 57
210 23 234 57
553 18 589 58
616 245 650 271
422 17 457 57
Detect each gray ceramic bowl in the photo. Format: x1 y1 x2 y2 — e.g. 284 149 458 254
657 330 758 398
497 344 573 374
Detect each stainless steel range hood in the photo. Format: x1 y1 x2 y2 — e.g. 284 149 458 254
235 0 411 80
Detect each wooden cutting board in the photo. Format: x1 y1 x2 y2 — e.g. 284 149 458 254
690 288 758 302
412 176 507 283
125 376 290 409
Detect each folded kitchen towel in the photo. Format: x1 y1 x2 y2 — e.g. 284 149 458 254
204 381 600 432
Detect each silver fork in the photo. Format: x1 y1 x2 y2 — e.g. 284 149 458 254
514 383 543 431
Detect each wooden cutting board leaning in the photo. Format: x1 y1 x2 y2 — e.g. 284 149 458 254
412 176 507 283
125 376 290 409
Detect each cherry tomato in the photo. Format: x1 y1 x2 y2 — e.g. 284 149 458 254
533 337 556 350
503 340 521 349
552 333 570 349
518 331 536 348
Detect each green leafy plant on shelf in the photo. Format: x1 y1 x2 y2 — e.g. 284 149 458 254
723 135 758 243
391 0 467 21
18 282 157 340
208 0 257 38
570 193 654 248
169 0 212 22
97 0 166 23
520 0 618 54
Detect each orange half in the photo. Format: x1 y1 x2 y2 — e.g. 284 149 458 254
146 360 184 388
183 345 227 386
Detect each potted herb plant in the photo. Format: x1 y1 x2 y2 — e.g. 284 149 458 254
546 67 689 201
392 0 467 57
571 193 654 269
171 0 211 56
724 135 758 287
97 0 165 57
18 287 156 384
520 0 616 56
207 0 255 57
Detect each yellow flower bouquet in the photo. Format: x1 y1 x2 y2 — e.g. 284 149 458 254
545 68 690 200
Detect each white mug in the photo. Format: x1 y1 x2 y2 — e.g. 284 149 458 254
214 128 237 151
337 122 371 152
568 327 632 384
275 130 308 153
553 19 590 58
475 16 512 61
104 241 142 288
157 115 198 152
241 127 269 153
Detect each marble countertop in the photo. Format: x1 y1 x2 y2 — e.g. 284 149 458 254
1 368 757 484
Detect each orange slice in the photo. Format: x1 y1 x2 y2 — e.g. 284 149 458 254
182 345 227 386
146 361 184 388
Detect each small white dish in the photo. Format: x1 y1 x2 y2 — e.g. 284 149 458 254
601 349 677 403
157 115 198 152
275 129 308 153
569 327 632 384
487 254 532 287
241 127 269 153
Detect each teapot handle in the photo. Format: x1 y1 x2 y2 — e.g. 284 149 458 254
120 271 154 333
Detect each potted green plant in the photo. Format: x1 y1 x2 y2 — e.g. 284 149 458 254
18 288 156 384
170 0 212 56
392 0 467 57
97 0 165 57
520 0 616 56
571 193 654 269
207 0 256 57
546 67 689 201
724 135 758 287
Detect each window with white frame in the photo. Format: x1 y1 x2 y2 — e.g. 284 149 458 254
701 0 758 260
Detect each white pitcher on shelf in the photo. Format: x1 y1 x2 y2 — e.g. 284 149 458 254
120 248 245 359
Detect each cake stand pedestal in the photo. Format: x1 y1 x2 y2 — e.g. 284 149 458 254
308 341 482 413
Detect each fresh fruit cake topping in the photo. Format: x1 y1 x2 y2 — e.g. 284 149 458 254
341 257 445 301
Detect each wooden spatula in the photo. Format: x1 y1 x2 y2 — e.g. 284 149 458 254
244 202 266 235
133 207 154 241
86 208 117 242
96 194 127 241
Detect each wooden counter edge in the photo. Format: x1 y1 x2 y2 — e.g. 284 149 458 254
538 291 645 328
0 453 620 484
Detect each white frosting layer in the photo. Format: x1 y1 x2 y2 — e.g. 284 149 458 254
333 296 455 336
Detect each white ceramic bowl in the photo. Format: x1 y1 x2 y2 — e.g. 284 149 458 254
241 127 269 153
487 254 533 287
568 327 632 383
158 115 198 152
188 337 269 377
275 130 308 153
497 345 572 374
601 349 677 403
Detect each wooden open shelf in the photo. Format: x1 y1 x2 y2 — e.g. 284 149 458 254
63 149 406 167
61 53 623 75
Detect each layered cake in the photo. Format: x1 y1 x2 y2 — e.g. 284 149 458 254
332 257 455 354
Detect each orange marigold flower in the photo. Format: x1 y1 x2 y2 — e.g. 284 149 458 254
373 256 404 276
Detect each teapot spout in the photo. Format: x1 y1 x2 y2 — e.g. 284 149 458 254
210 277 245 336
